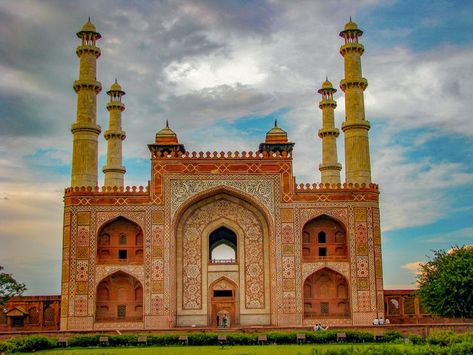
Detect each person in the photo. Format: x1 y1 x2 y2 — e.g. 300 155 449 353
314 323 328 331
379 317 384 325
373 318 379 325
217 314 220 327
385 318 390 324
223 314 228 328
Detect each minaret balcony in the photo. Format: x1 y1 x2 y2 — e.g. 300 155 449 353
318 100 337 109
319 163 342 172
318 128 340 138
71 122 101 135
106 102 125 111
339 78 368 91
339 43 364 56
76 45 101 58
104 130 126 140
341 120 370 132
73 80 102 94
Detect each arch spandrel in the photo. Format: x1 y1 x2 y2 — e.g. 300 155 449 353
95 266 144 287
95 212 145 234
302 263 350 283
171 184 275 228
299 209 348 231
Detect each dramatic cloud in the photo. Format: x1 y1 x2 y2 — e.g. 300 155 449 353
0 0 472 293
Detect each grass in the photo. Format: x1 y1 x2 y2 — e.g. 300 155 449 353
35 343 430 355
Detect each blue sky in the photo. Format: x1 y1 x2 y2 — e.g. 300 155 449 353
0 0 472 294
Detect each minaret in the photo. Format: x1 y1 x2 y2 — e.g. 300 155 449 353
339 19 372 184
71 18 102 187
103 80 126 187
318 78 341 184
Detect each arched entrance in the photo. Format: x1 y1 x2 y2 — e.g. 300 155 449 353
303 268 350 319
175 192 272 327
209 277 238 328
95 271 143 322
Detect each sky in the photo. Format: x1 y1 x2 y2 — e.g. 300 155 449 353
0 0 472 295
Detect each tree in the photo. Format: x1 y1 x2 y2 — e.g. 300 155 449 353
417 246 473 318
0 266 27 305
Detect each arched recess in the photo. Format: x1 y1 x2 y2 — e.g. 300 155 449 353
175 190 272 325
208 277 239 327
209 226 237 263
302 214 348 262
95 271 143 322
303 268 350 319
97 217 143 264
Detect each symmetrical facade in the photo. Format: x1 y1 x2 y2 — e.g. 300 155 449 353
60 19 384 331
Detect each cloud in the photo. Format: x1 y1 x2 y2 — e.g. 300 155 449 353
401 261 424 276
423 228 473 244
0 0 472 294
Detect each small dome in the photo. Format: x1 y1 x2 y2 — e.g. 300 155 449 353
155 121 179 145
265 120 288 144
344 19 359 31
110 79 122 91
322 78 333 89
81 19 97 33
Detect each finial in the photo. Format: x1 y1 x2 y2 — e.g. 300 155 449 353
274 119 278 127
166 120 169 128
88 16 91 22
349 16 352 22
326 75 328 81
114 78 118 84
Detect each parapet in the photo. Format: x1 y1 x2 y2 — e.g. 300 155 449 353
295 181 379 192
64 183 150 196
150 150 293 160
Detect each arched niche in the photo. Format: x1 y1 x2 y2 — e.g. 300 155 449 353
303 268 350 319
97 217 143 264
302 215 347 262
209 226 237 263
95 271 143 322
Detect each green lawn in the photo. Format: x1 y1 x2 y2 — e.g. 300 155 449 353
35 343 429 355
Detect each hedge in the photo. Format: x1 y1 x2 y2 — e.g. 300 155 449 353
0 331 472 353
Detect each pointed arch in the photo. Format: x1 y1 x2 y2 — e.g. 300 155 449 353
95 271 143 322
303 267 350 319
97 216 144 264
302 214 348 262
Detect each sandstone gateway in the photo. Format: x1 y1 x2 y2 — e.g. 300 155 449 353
59 18 383 331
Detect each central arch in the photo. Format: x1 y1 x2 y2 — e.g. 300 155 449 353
175 192 271 327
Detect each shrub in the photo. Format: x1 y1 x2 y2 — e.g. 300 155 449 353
188 332 218 345
427 331 460 346
6 335 55 352
227 333 257 345
108 334 138 346
266 331 297 344
306 330 338 343
0 340 14 353
147 334 179 345
448 341 473 355
382 330 403 343
409 334 425 345
345 330 375 343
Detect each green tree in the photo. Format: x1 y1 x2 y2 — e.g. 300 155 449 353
418 246 473 318
0 266 27 305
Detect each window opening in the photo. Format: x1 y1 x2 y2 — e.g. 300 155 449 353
117 305 126 319
319 247 327 257
118 250 127 260
320 302 329 315
318 231 327 243
213 290 233 297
